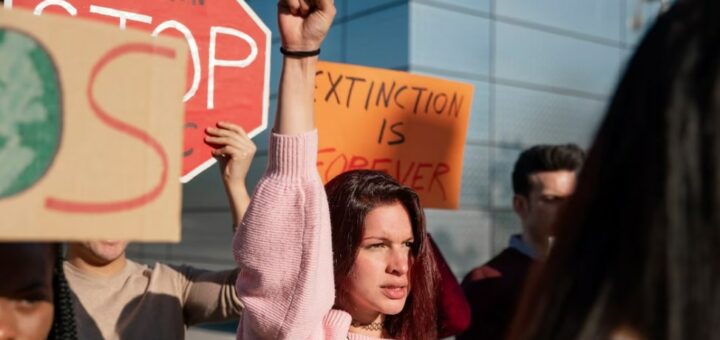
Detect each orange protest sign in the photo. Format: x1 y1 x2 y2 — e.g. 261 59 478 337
0 9 187 241
315 62 474 209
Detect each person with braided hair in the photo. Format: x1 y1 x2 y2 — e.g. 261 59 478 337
0 243 77 339
49 245 78 340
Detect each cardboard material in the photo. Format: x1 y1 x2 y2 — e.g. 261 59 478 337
0 9 187 241
10 0 272 182
315 62 474 209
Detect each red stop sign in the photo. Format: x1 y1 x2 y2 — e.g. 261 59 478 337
10 0 271 182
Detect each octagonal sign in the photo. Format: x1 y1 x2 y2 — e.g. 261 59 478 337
9 0 271 182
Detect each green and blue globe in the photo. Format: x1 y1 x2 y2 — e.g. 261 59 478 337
0 29 61 198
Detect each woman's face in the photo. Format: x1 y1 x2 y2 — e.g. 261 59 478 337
0 244 55 340
342 202 415 320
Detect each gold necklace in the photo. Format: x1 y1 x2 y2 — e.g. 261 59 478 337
350 320 383 331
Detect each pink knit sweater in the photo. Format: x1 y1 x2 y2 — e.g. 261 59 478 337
233 131 392 340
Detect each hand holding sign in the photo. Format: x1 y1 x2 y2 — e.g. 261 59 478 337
205 122 256 228
205 122 256 186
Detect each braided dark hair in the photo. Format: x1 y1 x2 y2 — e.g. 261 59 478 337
48 244 77 340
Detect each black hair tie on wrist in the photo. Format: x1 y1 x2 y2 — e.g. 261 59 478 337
280 46 321 58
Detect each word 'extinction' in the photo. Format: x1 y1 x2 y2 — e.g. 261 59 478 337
316 70 466 118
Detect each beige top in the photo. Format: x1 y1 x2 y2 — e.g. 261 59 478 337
64 260 242 340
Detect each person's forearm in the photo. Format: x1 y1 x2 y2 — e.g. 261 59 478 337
274 56 318 135
181 266 243 324
226 182 250 231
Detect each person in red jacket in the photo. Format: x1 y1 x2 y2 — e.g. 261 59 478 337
459 144 585 340
428 235 471 338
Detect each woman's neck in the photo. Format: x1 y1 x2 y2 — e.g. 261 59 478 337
349 313 385 338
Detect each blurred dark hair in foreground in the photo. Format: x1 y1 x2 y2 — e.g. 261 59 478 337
509 1 720 339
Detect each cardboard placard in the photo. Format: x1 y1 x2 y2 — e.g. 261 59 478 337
0 9 187 241
315 62 474 209
8 0 272 183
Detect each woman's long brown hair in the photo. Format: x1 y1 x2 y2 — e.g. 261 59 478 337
325 170 439 339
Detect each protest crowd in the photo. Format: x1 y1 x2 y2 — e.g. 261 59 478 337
2 0 720 339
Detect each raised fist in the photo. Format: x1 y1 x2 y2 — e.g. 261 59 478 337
277 0 336 52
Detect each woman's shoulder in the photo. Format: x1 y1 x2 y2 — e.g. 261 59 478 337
322 309 352 338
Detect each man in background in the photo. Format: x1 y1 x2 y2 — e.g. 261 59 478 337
459 144 585 340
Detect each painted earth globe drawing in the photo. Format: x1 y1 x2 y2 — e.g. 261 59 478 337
0 29 61 198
